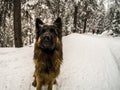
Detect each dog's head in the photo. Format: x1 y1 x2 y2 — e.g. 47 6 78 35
35 17 62 52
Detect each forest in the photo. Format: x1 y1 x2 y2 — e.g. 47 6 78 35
0 0 120 47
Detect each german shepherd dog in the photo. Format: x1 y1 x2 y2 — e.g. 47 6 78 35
32 17 63 90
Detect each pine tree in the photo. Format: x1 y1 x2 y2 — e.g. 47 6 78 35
13 0 23 47
112 8 120 34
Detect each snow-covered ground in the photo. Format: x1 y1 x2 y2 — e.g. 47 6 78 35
0 33 120 90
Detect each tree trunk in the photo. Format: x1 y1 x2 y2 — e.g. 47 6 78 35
73 5 78 32
83 2 88 33
83 18 87 33
13 0 23 47
57 0 60 17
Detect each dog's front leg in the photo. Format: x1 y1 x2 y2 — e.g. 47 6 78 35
36 76 42 90
48 83 53 90
32 68 37 87
32 76 36 87
48 80 55 90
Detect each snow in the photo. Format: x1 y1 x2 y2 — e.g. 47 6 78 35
0 47 34 90
101 30 113 36
22 0 38 10
24 0 38 6
0 33 120 90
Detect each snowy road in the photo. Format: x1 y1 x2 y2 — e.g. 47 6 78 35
0 33 120 90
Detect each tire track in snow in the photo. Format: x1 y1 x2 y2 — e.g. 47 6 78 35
101 37 120 71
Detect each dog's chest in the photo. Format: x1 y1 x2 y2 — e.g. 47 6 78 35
40 58 56 73
45 59 54 73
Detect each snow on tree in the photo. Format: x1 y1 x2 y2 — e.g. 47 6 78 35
111 7 120 34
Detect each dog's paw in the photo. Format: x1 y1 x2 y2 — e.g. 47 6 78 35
54 80 57 85
32 81 36 87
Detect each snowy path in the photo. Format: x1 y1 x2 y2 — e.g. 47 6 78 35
0 33 120 90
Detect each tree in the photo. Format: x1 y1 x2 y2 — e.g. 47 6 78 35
0 0 14 47
81 0 98 33
111 8 120 34
104 0 120 34
73 4 78 32
13 0 23 47
73 0 98 33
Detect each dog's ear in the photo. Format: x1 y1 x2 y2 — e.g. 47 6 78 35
54 17 62 39
54 17 62 29
36 18 44 29
35 18 44 39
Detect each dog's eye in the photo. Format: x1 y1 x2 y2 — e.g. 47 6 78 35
50 29 54 32
42 29 46 33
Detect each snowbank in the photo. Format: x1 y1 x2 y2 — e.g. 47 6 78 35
101 30 113 36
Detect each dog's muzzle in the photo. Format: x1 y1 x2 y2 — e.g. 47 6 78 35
40 34 56 51
43 35 51 42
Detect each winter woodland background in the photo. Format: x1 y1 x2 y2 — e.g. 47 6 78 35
0 0 120 47
0 0 120 90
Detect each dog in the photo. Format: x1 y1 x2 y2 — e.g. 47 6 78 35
32 17 63 90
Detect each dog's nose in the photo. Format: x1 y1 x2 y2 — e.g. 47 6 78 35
44 35 51 41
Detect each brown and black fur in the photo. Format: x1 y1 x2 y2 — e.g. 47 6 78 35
32 17 63 90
